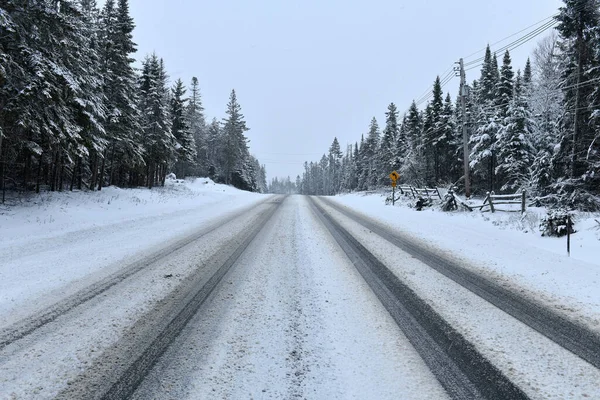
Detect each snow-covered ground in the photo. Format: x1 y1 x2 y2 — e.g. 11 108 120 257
330 191 600 333
0 177 268 324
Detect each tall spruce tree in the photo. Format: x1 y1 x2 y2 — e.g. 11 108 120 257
553 0 600 208
221 89 250 187
139 54 174 188
380 103 400 179
99 0 143 188
186 77 206 175
171 79 196 178
423 76 445 184
361 118 380 190
496 72 536 191
401 101 424 185
471 45 501 193
328 137 343 194
497 50 515 115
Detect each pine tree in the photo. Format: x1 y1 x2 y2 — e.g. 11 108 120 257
380 103 400 178
496 72 536 191
440 93 459 182
401 101 424 185
497 50 514 115
361 118 381 190
99 0 143 188
471 46 502 193
206 118 222 180
478 45 498 104
221 89 250 187
139 53 174 188
553 0 600 207
423 76 445 184
523 58 532 86
186 77 206 175
528 33 563 196
328 137 343 194
171 79 196 178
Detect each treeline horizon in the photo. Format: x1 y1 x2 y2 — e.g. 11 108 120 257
281 1 600 211
0 0 267 201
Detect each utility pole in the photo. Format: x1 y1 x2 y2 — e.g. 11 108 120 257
458 58 471 198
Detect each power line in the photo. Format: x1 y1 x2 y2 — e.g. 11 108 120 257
464 19 557 67
409 14 560 113
414 74 456 107
412 67 455 106
462 14 558 61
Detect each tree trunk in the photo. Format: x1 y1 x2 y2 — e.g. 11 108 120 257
50 150 59 192
36 153 43 193
70 160 76 192
108 141 116 186
98 149 107 191
0 152 5 204
23 152 30 191
90 153 98 190
77 157 83 190
148 163 153 189
58 152 64 192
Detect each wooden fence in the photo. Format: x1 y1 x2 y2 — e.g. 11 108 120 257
473 191 526 213
399 185 442 200
395 185 526 214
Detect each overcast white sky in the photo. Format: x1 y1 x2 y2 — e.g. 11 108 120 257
115 0 563 180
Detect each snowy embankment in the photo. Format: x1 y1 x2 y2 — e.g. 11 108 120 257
0 178 268 323
331 191 600 332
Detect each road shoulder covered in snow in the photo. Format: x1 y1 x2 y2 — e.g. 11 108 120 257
0 178 268 323
330 192 600 334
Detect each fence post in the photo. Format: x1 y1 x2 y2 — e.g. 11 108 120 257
487 192 495 213
521 191 526 213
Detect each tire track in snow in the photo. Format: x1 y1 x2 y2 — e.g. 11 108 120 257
0 197 276 351
309 197 528 400
53 197 285 400
319 196 600 371
130 195 448 400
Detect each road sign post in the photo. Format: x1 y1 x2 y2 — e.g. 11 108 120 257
389 171 399 205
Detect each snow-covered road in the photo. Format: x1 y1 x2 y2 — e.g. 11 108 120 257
1 184 600 399
132 195 447 400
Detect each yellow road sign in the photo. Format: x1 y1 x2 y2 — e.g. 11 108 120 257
389 171 400 181
391 181 397 187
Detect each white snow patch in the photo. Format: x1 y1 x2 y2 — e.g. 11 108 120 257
0 178 268 322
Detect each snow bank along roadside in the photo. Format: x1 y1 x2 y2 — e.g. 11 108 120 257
0 178 269 322
0 177 262 242
330 192 600 334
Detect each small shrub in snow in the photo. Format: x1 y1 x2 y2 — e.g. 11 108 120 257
540 209 576 237
414 197 432 211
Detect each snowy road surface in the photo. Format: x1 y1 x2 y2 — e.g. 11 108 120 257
1 189 600 399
